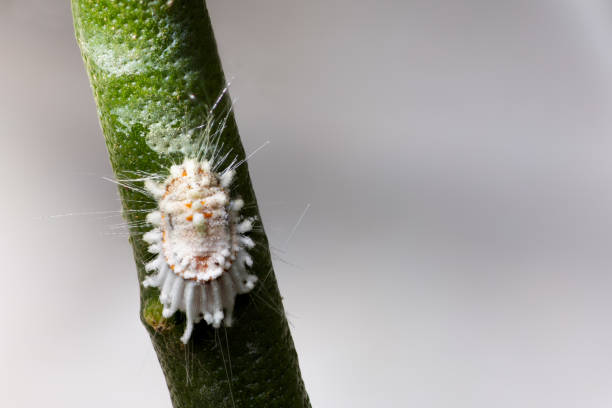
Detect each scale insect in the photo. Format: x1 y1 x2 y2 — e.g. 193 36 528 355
141 156 258 344
107 86 265 344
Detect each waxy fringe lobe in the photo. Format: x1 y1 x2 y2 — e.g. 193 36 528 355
142 158 257 343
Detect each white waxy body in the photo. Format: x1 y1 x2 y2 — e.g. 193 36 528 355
142 158 257 343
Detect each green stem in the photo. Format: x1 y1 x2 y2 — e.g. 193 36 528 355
71 1 310 406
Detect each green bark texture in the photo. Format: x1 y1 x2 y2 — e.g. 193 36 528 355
71 1 310 406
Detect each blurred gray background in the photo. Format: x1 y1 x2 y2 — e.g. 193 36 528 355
2 0 612 406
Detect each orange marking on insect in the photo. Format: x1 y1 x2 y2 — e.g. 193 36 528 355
200 200 205 206
182 169 187 177
204 212 212 218
186 215 193 221
185 202 192 208
170 264 175 270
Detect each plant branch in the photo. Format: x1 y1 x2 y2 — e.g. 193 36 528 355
71 1 310 406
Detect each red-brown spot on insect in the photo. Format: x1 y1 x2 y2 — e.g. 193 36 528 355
194 256 210 270
204 212 212 218
186 215 193 222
